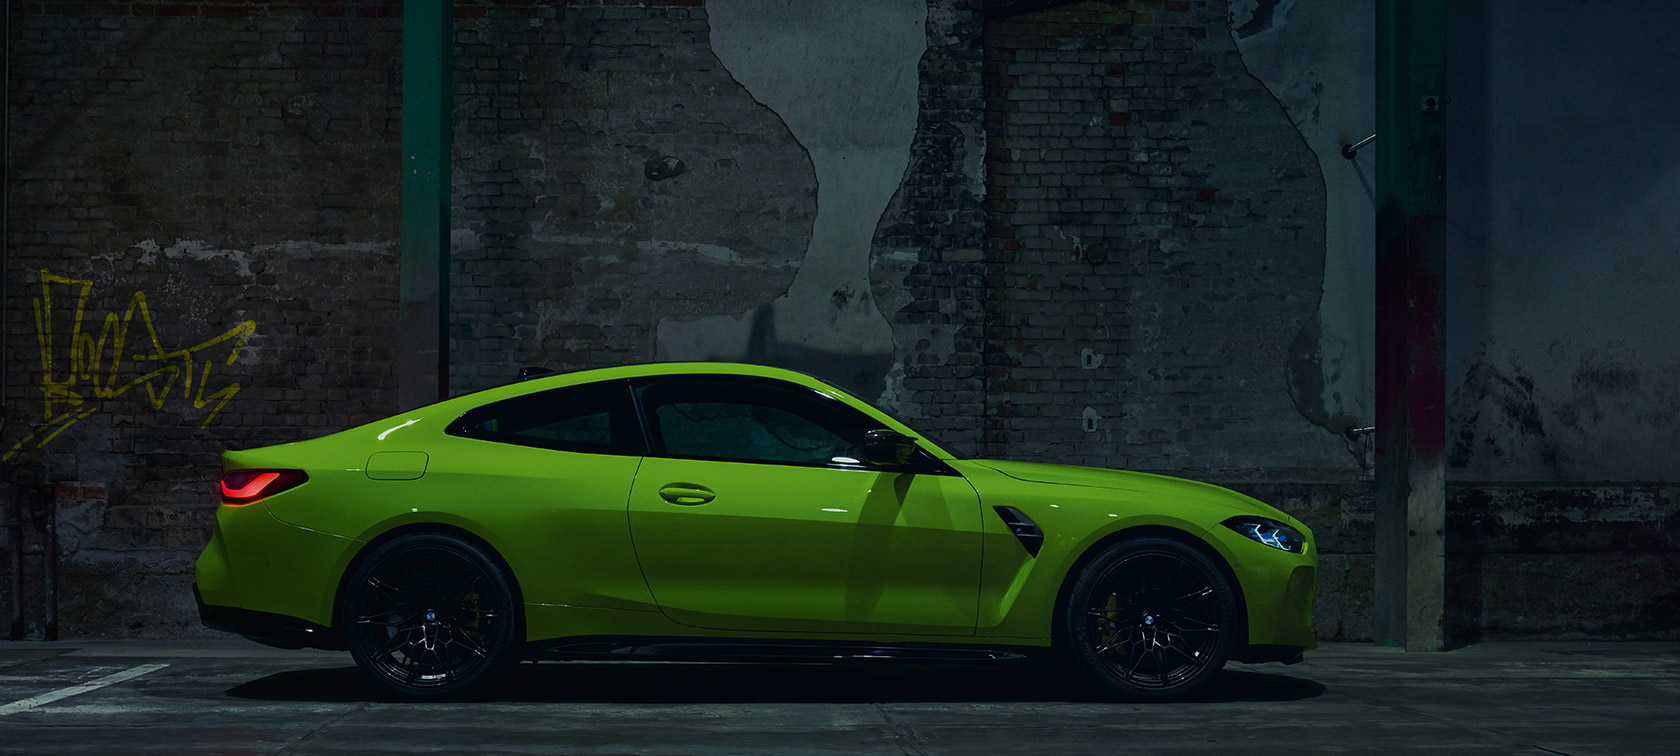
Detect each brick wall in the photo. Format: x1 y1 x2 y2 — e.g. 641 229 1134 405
980 0 1343 473
4 2 403 636
870 0 989 456
1 0 1672 643
447 1 816 392
975 0 1384 640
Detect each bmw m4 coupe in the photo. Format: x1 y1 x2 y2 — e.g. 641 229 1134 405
196 362 1316 700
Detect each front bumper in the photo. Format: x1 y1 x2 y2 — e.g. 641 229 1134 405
194 584 342 650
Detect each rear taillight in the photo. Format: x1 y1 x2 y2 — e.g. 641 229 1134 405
220 470 308 505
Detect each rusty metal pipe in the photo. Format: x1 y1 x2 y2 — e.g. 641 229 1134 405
5 466 20 640
43 485 56 641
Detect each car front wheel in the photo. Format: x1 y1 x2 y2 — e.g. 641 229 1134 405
1063 535 1237 700
343 531 519 700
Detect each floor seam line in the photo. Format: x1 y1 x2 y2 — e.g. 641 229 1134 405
265 701 371 756
875 702 929 756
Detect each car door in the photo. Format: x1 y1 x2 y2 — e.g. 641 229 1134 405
625 376 982 636
441 379 654 611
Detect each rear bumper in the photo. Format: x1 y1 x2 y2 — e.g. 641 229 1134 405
194 584 342 650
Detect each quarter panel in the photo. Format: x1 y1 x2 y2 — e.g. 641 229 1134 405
244 431 657 615
196 500 359 626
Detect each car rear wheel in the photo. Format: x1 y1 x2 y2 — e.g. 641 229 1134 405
343 532 518 700
1063 536 1237 700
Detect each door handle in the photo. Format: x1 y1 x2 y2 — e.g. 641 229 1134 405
658 483 716 506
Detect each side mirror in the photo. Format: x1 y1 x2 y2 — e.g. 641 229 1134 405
861 429 918 466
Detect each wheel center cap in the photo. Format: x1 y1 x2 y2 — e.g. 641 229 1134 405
425 610 437 622
1143 614 1155 626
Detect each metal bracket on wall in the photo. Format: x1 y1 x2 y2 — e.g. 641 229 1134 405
1342 134 1376 160
1342 425 1376 472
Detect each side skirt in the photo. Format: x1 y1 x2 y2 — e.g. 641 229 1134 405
526 636 1044 664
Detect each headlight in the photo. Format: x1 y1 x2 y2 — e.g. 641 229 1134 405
1222 517 1306 553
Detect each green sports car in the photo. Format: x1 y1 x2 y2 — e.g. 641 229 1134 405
196 362 1316 700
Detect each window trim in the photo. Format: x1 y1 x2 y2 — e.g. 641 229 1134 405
445 378 647 456
629 375 956 475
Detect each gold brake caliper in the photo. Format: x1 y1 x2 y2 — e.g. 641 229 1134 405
1098 592 1121 655
462 593 482 633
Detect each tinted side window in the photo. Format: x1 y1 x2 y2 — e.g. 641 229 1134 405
639 379 877 467
447 380 642 455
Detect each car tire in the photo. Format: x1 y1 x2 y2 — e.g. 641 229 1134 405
1063 535 1237 700
342 531 519 700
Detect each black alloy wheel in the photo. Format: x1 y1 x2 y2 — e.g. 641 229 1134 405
1063 536 1237 700
343 532 519 700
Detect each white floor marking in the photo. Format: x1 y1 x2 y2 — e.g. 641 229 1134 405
0 663 169 716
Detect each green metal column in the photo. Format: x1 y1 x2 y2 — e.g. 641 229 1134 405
1374 0 1447 651
399 0 452 409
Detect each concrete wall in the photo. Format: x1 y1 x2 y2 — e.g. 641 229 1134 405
1 0 1674 643
1229 0 1680 641
1444 0 1680 484
1440 0 1680 640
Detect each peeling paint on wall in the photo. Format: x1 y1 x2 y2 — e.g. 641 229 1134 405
447 5 819 388
1230 0 1299 39
656 0 928 395
1229 0 1376 442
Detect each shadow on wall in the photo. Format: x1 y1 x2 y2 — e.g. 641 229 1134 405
717 305 894 398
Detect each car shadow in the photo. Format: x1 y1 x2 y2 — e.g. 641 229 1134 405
225 661 1324 704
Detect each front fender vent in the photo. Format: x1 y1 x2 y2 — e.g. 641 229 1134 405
992 506 1043 557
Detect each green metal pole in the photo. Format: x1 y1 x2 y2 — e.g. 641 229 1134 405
399 0 452 409
1374 0 1447 651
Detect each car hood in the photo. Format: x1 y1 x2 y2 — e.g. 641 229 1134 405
966 459 1296 524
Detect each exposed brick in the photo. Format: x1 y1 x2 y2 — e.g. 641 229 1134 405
0 0 1665 648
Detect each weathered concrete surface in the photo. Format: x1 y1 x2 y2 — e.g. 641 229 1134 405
1 640 1676 754
1231 0 1377 444
658 0 928 395
448 3 820 390
1444 1 1680 482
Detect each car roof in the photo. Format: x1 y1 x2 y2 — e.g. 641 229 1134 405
515 361 830 391
441 362 850 413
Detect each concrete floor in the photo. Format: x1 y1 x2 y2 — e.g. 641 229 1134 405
0 640 1674 755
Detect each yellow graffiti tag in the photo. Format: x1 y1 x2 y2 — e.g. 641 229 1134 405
3 270 257 460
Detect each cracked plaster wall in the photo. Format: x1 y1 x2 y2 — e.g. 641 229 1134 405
655 0 928 395
1230 0 1375 441
1231 0 1680 484
447 3 819 391
1227 0 1680 641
